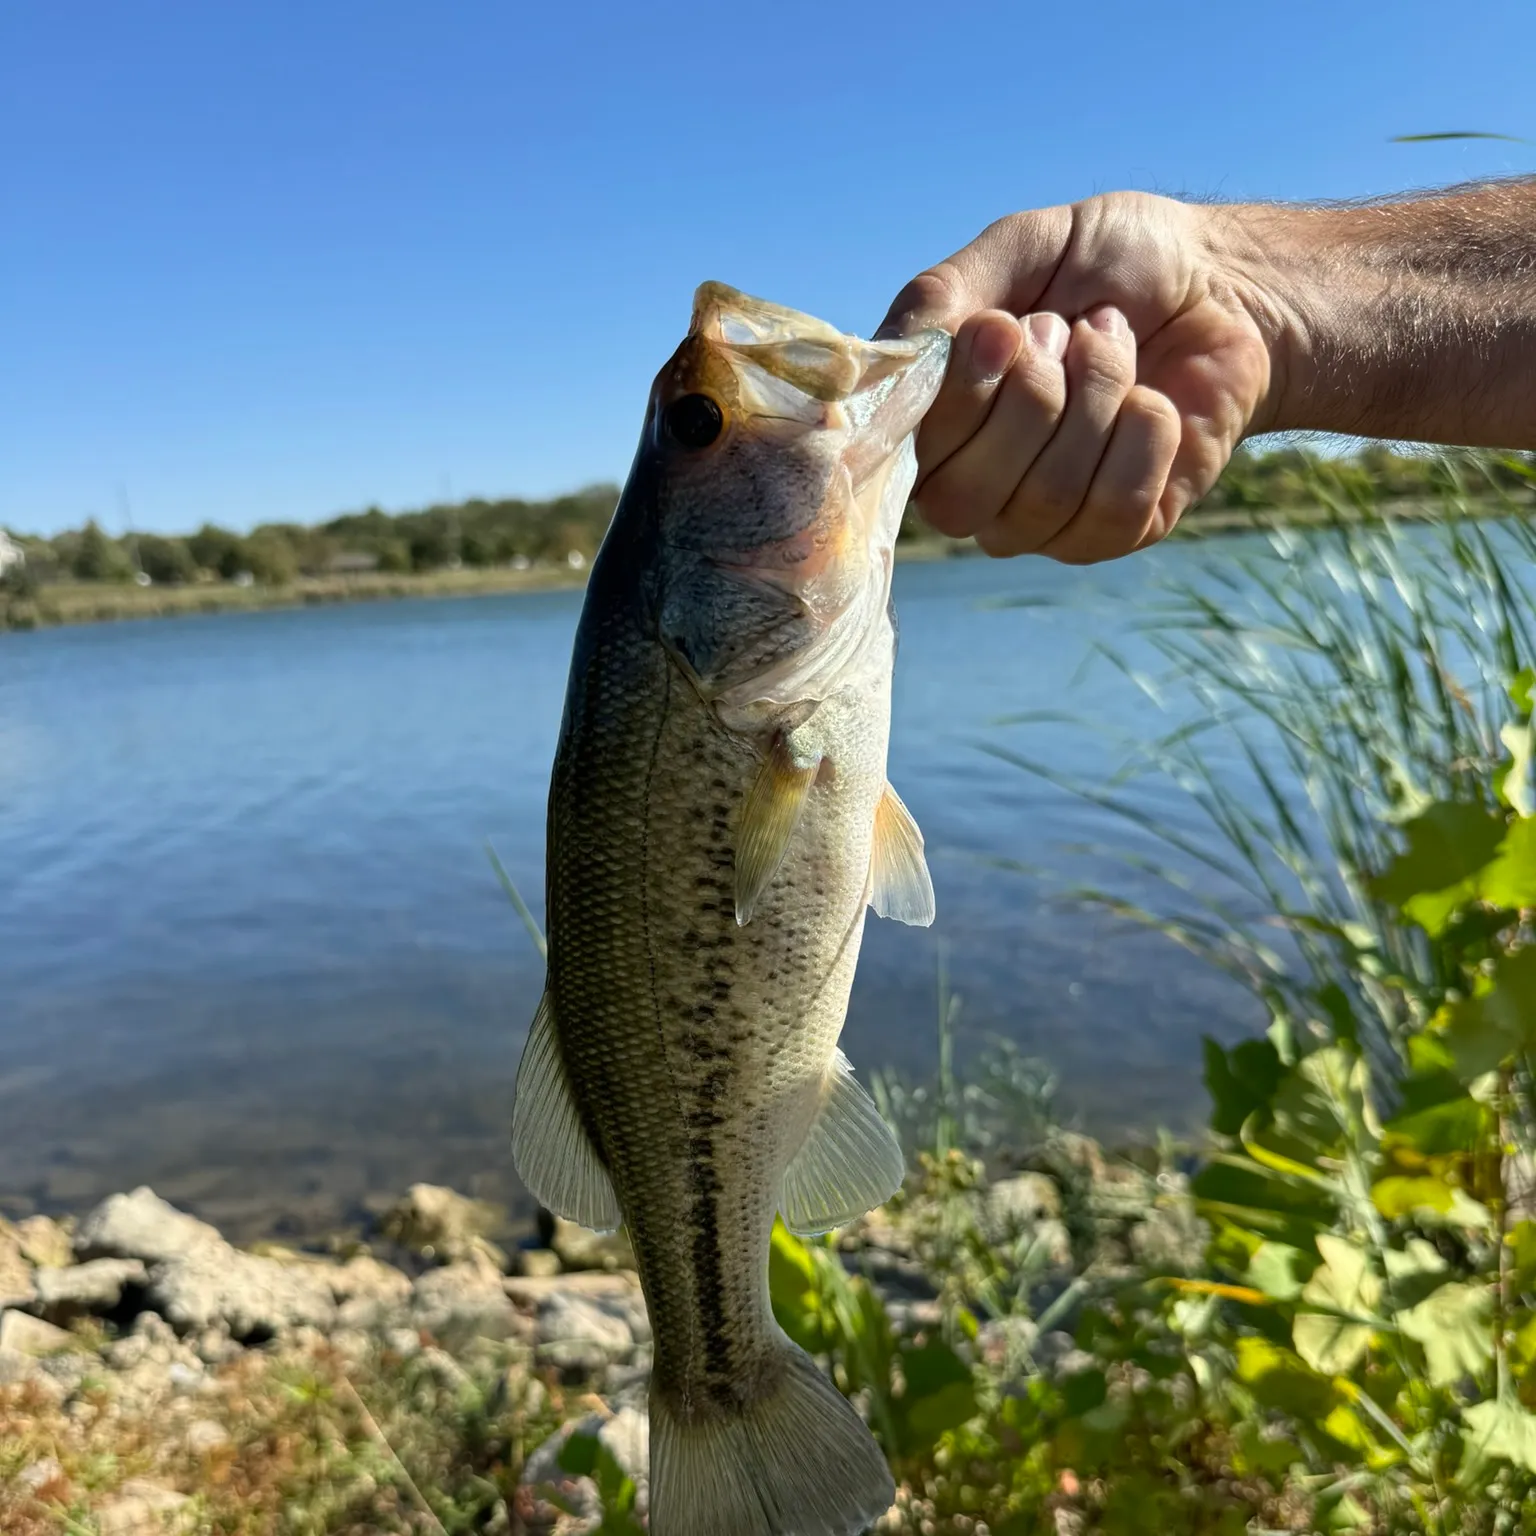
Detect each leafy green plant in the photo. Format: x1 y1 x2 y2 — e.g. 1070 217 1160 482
992 460 1536 1530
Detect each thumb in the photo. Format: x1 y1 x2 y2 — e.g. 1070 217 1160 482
875 206 1076 339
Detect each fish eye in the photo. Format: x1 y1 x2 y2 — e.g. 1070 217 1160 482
663 393 725 450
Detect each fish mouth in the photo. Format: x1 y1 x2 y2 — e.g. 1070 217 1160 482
651 283 949 447
681 282 946 431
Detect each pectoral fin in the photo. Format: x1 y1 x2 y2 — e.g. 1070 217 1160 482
869 782 935 927
780 1050 905 1235
735 734 819 926
510 991 621 1233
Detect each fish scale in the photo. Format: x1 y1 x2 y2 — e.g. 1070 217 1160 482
513 282 949 1535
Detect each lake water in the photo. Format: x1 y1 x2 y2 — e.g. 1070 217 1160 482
0 547 1269 1241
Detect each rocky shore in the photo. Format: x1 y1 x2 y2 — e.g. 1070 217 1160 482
0 1143 1202 1534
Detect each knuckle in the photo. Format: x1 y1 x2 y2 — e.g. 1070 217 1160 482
1068 349 1135 410
1008 471 1080 530
887 266 966 332
974 520 1032 559
1007 356 1068 417
912 475 979 536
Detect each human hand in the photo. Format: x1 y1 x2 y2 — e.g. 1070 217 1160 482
878 192 1284 563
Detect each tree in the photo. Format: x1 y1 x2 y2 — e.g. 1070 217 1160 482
135 534 197 585
72 519 132 582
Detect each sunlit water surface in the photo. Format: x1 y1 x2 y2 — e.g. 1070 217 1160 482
0 546 1283 1239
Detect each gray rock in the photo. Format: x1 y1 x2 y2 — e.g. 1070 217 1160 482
147 1248 337 1338
18 1457 64 1492
418 1345 474 1395
549 1217 634 1273
984 1173 1063 1233
30 1258 147 1322
15 1215 74 1268
535 1290 636 1353
516 1247 563 1278
96 1478 193 1536
1128 1201 1209 1275
76 1188 223 1265
505 1270 643 1307
536 1337 614 1376
489 1363 549 1418
107 1333 150 1370
0 1349 68 1401
521 1406 651 1531
185 1418 231 1454
380 1183 508 1268
0 1228 34 1307
385 1326 422 1358
329 1253 412 1304
0 1307 77 1356
411 1259 521 1339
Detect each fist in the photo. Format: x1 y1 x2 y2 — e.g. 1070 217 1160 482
879 193 1278 563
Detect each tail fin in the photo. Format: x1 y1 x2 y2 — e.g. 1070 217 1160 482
648 1342 894 1536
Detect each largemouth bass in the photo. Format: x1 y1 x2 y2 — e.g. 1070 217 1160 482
513 282 949 1536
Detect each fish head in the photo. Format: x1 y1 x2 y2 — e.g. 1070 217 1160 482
640 282 949 725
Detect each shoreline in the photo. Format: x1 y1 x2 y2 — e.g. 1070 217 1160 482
2 498 1513 635
0 1141 1196 1533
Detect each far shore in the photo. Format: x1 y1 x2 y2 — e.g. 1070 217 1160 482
1 498 1508 634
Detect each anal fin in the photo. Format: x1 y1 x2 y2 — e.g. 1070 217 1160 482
870 781 935 927
780 1050 905 1235
735 733 819 926
510 991 622 1233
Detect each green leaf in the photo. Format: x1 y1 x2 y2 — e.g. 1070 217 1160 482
1438 949 1536 1078
1246 1242 1315 1302
903 1380 979 1442
1478 817 1536 908
557 1431 600 1477
1372 1175 1456 1219
1192 1156 1340 1244
1294 1236 1380 1375
1462 1394 1536 1478
1234 1335 1341 1418
1509 1221 1536 1291
1382 1077 1492 1154
900 1337 971 1397
1392 131 1529 143
1397 1281 1493 1387
1203 1035 1283 1137
1512 668 1536 717
1383 1237 1450 1308
768 1222 826 1354
1369 802 1506 934
1495 723 1535 817
1060 1366 1107 1417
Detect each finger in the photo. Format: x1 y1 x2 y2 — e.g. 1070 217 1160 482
976 305 1137 557
1039 385 1181 564
908 310 1022 483
876 205 1075 338
914 314 1070 540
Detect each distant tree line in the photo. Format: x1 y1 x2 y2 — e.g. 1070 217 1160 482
4 448 1533 594
1 484 624 592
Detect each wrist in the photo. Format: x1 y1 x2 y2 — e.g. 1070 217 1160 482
1199 201 1334 439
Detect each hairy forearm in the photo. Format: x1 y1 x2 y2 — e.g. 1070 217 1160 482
1216 179 1536 448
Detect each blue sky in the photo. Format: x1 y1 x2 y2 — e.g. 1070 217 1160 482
3 2 1531 537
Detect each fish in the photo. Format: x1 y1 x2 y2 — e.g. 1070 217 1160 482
512 282 950 1536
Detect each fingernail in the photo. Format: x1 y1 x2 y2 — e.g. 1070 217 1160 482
964 318 1019 385
1087 305 1130 340
1027 312 1070 361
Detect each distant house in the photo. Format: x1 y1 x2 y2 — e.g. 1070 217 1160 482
0 530 24 575
325 551 380 575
